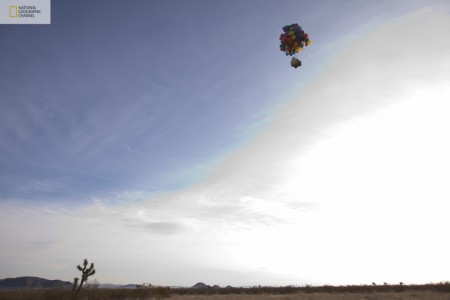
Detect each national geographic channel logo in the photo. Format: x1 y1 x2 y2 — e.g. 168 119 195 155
1 0 50 24
9 5 42 18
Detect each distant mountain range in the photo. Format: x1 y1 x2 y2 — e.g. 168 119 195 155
0 276 72 290
192 282 232 289
0 277 141 290
0 277 232 290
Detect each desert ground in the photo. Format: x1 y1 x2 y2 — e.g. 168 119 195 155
1 289 450 300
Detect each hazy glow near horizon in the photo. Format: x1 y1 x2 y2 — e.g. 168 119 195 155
1 1 450 287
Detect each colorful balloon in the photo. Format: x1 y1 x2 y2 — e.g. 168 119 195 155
279 23 311 68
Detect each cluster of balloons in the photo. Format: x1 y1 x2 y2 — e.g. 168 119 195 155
279 23 311 56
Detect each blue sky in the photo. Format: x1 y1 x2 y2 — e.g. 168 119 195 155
1 0 450 287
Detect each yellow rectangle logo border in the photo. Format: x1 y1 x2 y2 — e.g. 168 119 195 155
9 6 18 17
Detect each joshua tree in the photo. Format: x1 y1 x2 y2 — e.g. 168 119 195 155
73 259 96 294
